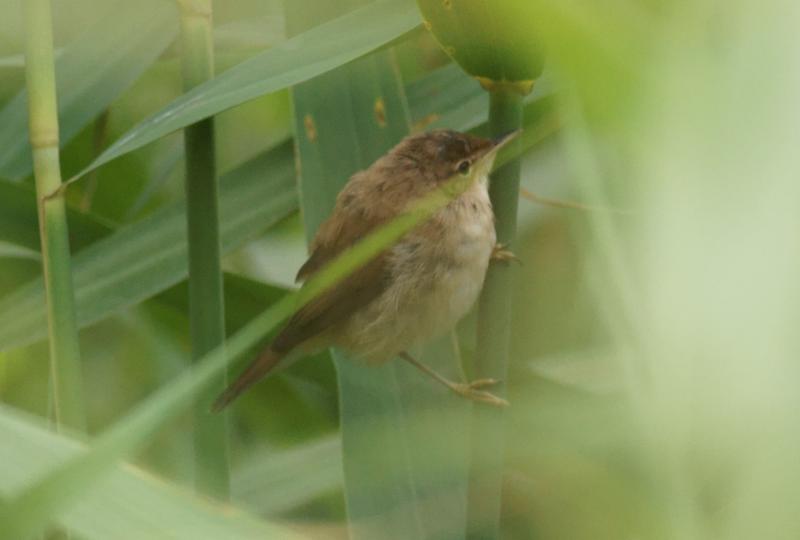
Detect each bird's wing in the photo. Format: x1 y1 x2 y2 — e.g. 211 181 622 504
271 183 393 354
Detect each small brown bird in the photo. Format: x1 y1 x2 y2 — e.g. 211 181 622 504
213 129 519 412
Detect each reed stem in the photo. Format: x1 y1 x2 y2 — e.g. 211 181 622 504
24 0 86 433
467 88 524 539
178 0 230 499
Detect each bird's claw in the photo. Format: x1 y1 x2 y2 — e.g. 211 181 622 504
451 379 510 408
465 378 500 389
491 244 520 264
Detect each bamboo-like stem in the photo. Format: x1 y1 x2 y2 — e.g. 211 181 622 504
178 0 230 499
23 0 85 433
466 88 524 539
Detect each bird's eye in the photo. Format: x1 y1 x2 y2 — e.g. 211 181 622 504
457 160 471 176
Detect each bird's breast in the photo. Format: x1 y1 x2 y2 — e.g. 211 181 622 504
339 183 495 363
429 186 496 322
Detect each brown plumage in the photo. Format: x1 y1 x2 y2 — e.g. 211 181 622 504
213 129 517 412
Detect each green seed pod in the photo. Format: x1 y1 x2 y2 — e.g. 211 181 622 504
416 0 544 95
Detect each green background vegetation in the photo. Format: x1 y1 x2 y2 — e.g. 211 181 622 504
1 0 799 538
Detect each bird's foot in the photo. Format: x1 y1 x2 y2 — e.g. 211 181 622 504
399 351 510 408
491 244 520 264
449 379 510 408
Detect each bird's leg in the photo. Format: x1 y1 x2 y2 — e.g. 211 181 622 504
400 352 509 408
491 243 520 264
519 187 635 215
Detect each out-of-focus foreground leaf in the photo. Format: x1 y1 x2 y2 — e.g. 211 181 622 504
0 404 305 540
0 0 178 180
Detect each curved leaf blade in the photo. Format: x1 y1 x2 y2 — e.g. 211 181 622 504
0 405 305 540
67 0 421 186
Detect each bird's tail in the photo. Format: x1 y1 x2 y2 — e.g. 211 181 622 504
212 347 283 412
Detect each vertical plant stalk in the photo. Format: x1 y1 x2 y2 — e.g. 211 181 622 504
467 88 524 539
178 0 230 499
24 0 86 433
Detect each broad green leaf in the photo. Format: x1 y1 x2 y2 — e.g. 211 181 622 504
287 57 557 540
66 0 421 187
287 2 471 538
234 435 343 515
0 142 297 353
0 405 304 540
0 0 178 180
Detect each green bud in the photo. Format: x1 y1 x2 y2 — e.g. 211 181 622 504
416 0 544 95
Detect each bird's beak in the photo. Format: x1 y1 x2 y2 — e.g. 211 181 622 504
491 129 522 151
476 129 521 168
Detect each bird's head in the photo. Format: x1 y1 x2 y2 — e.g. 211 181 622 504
389 129 520 187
